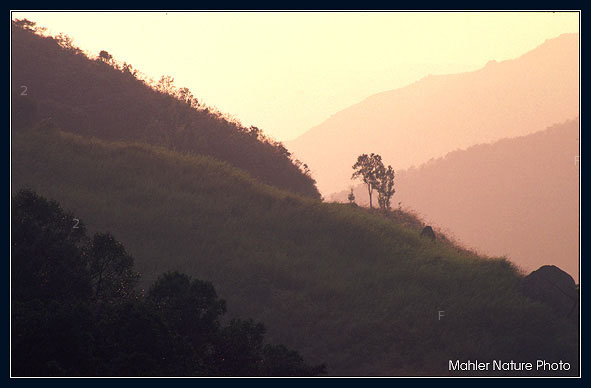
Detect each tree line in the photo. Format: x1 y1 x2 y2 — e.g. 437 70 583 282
11 189 326 376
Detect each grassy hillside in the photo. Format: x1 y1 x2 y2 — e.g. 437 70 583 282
11 20 319 198
11 126 578 376
332 119 580 279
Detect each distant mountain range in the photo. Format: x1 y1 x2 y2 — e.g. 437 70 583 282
331 118 579 279
288 33 579 195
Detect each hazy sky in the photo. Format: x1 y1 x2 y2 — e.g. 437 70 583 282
12 11 579 141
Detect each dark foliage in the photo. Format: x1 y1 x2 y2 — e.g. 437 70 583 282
12 129 579 376
88 232 140 302
11 190 325 376
11 20 320 199
12 189 91 302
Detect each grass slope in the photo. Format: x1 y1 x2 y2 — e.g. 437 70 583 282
11 128 578 376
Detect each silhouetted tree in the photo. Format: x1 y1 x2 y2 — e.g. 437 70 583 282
98 50 113 63
156 75 175 94
148 272 226 354
176 87 194 105
11 189 91 302
302 163 311 176
376 164 395 211
351 154 396 211
348 187 356 205
55 33 75 50
88 233 140 302
352 153 382 209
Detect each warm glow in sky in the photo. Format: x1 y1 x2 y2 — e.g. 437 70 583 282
12 11 579 141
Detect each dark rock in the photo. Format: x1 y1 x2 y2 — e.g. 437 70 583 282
521 265 579 322
420 225 436 240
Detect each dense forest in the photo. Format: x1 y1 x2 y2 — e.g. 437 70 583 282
12 189 326 376
11 19 320 198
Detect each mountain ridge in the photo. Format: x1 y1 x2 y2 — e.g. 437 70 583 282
288 32 579 195
11 20 320 199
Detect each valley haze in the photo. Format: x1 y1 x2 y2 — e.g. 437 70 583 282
10 12 580 378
